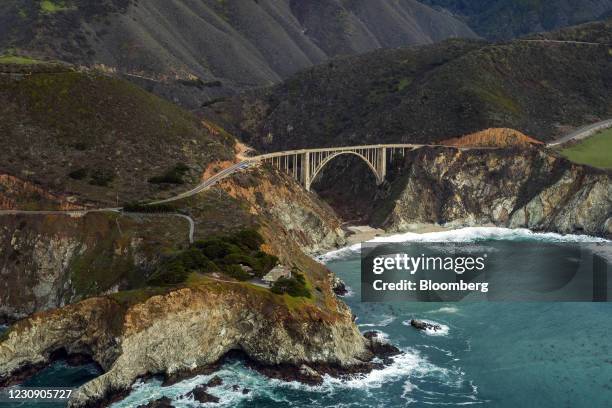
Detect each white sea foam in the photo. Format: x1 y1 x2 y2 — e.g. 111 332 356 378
320 348 447 391
341 285 355 298
317 227 608 263
357 315 395 327
112 345 476 407
428 306 459 314
402 319 450 337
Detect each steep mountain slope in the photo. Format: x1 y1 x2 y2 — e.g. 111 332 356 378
0 0 476 107
217 20 612 151
0 60 234 206
422 0 612 40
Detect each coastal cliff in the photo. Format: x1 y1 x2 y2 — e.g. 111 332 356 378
374 147 611 237
0 167 364 407
0 212 190 321
0 282 371 407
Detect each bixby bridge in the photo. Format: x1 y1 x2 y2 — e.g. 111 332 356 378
153 143 495 204
256 144 429 191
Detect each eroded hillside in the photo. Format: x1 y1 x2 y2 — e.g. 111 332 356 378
0 0 476 107
214 20 612 150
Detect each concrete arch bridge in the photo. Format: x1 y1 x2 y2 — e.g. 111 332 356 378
254 144 480 191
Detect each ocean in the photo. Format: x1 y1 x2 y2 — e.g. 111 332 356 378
3 228 611 407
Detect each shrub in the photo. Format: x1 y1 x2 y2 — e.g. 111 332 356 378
178 248 216 271
147 259 188 286
89 169 115 186
271 273 310 298
182 229 276 282
230 228 264 250
194 239 240 259
252 251 278 277
223 264 251 281
148 163 190 184
68 168 88 180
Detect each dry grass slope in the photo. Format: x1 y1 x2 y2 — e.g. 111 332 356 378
441 128 544 147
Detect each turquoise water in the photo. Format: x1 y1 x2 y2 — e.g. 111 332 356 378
5 228 612 407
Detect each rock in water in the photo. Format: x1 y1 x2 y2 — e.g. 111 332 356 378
410 319 441 331
363 331 401 359
186 385 219 404
331 275 348 296
299 364 324 385
207 375 223 387
137 397 174 408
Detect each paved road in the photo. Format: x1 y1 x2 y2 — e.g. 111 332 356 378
519 39 609 46
0 209 195 244
3 123 610 219
150 161 254 205
547 118 612 147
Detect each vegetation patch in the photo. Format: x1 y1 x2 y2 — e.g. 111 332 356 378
0 55 45 65
89 169 115 186
271 272 311 298
68 167 88 180
558 128 612 169
147 229 278 286
148 163 190 184
40 0 74 14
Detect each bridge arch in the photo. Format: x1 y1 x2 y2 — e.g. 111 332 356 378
308 151 382 191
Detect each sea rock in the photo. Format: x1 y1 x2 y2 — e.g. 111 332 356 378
409 319 441 332
331 275 348 296
363 331 401 359
137 396 174 408
207 375 223 387
186 385 219 404
299 364 324 385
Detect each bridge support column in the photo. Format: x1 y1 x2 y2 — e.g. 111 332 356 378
302 152 311 191
377 147 386 185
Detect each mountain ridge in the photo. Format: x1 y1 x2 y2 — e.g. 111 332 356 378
213 19 612 151
0 0 477 107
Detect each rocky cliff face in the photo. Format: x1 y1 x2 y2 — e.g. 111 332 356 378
0 166 360 407
0 280 370 407
219 167 346 255
375 147 611 237
0 212 190 321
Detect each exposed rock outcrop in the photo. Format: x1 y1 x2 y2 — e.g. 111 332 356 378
0 283 371 408
137 396 174 408
0 213 189 321
375 147 611 238
185 385 219 404
220 167 346 255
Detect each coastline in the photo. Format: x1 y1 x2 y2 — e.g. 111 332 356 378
324 224 609 263
344 223 453 245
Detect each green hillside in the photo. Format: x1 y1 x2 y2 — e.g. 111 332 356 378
559 128 612 169
422 0 612 40
0 61 234 204
217 20 612 151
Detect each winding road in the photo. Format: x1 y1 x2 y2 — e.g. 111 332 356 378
1 118 610 242
546 118 612 147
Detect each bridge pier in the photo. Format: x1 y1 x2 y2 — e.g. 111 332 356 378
377 147 386 184
302 152 312 191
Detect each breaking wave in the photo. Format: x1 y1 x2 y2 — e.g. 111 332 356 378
318 227 608 263
402 319 450 337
